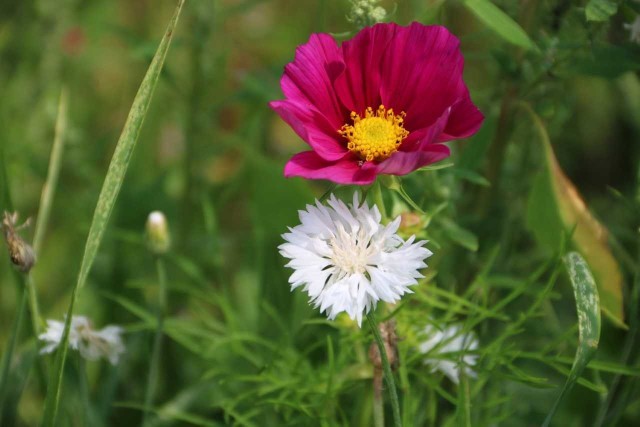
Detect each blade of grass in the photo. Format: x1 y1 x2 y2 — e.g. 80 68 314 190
33 88 68 255
542 252 601 426
0 289 27 422
40 2 185 425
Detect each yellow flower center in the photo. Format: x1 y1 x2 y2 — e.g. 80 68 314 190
339 105 409 162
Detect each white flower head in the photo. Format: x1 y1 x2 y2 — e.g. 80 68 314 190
624 16 640 44
419 322 479 385
39 315 125 365
279 193 432 327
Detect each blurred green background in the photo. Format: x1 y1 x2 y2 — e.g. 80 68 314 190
1 0 640 425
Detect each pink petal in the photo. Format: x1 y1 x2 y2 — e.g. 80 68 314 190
270 100 348 162
400 106 451 152
284 151 377 185
281 33 346 127
379 24 466 132
333 24 398 113
377 108 452 175
375 144 451 176
438 94 484 142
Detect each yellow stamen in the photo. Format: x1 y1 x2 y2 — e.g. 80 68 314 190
339 105 409 162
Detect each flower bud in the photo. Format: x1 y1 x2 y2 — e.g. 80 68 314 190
399 212 425 235
379 174 400 191
145 211 170 255
347 0 387 28
2 212 36 273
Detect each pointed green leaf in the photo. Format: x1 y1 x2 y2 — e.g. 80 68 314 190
543 252 601 426
40 2 185 425
462 0 537 51
438 218 479 252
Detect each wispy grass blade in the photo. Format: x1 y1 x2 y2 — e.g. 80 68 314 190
40 2 185 425
33 88 68 255
542 252 601 427
0 289 27 422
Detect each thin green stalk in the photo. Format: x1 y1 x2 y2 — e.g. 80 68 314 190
0 289 27 422
25 89 68 338
25 275 41 336
372 368 384 427
143 256 167 426
33 89 68 255
372 181 388 221
366 311 401 427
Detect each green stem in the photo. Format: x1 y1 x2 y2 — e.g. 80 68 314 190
33 89 68 256
24 88 68 339
0 288 27 422
372 368 384 427
25 275 42 336
372 181 388 221
366 311 401 427
143 256 167 426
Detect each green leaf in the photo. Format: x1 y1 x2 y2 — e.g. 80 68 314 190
542 252 601 426
462 0 537 51
437 218 479 251
523 104 625 328
568 44 640 78
450 168 491 187
585 0 618 22
40 2 185 425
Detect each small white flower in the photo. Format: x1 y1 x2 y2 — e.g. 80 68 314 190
419 322 479 385
625 16 640 44
39 315 125 365
279 193 431 327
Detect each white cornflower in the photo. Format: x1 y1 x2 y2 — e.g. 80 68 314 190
624 16 640 44
419 322 479 385
279 193 431 327
39 315 125 365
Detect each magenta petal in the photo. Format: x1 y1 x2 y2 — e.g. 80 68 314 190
281 33 346 127
438 95 485 142
333 24 398 113
379 24 465 131
284 151 377 185
376 144 451 176
401 107 451 152
270 100 348 162
378 108 452 175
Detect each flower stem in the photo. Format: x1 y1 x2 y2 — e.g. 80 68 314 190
143 256 167 426
0 288 27 421
372 367 384 427
33 88 68 256
25 275 41 336
366 311 401 427
372 180 388 222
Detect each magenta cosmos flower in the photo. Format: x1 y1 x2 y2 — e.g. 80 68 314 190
270 22 484 185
